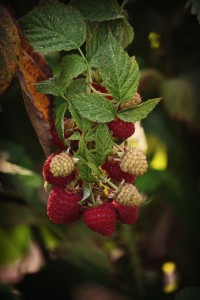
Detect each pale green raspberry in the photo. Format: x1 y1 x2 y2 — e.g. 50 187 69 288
50 152 74 177
116 184 142 206
120 93 142 109
120 147 148 176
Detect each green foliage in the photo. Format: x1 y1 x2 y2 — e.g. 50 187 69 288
66 78 87 94
117 98 161 122
35 75 65 97
60 54 87 89
72 0 123 21
95 124 113 165
20 2 86 52
76 157 97 183
69 93 116 122
68 102 92 132
55 102 68 140
36 53 87 96
100 33 140 103
0 226 31 265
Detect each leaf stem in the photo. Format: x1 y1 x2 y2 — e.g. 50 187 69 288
114 142 125 153
100 175 118 191
90 85 111 97
121 0 128 11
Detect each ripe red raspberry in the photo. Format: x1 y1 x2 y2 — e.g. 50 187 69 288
43 153 75 186
108 118 135 140
47 186 82 224
113 201 139 224
92 82 113 100
83 202 116 237
102 160 135 183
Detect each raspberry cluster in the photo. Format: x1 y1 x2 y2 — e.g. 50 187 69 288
43 84 148 237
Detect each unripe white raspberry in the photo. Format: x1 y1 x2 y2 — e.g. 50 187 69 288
116 184 142 206
50 152 74 177
120 147 148 176
120 92 142 109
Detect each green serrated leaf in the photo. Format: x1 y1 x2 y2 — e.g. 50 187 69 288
77 157 97 183
121 18 134 48
117 98 162 122
86 23 108 67
60 54 87 89
20 2 86 52
95 124 113 165
85 148 98 166
75 136 86 158
35 75 65 97
84 127 97 141
70 93 115 122
68 102 91 132
67 78 87 94
87 162 102 176
67 131 81 140
100 33 140 103
55 102 68 140
72 0 123 21
86 21 125 68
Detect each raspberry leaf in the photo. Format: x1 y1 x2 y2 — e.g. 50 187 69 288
67 131 81 141
87 21 123 67
117 98 162 122
72 0 123 21
20 2 86 52
67 78 87 94
37 55 87 97
68 103 91 133
59 54 87 89
35 75 65 97
95 124 113 165
77 157 97 183
121 18 134 49
69 93 115 122
55 102 68 140
100 33 140 103
84 127 97 141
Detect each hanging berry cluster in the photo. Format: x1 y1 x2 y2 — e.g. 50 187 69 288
19 1 161 236
43 85 149 237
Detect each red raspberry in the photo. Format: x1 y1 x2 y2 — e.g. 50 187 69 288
108 118 135 140
47 186 82 224
83 203 116 237
113 201 138 224
92 82 113 100
102 160 135 183
43 153 75 186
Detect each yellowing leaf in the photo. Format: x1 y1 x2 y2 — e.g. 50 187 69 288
17 42 54 156
0 5 20 95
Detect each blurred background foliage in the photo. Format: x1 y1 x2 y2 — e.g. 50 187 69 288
0 0 200 299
